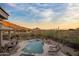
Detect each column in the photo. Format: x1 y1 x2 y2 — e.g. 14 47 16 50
0 21 3 47
8 31 11 40
0 30 3 47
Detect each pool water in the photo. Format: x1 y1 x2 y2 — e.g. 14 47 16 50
22 39 44 54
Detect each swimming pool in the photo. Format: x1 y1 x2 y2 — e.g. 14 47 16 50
22 39 44 54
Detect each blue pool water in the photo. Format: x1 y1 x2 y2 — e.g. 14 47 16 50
22 39 43 54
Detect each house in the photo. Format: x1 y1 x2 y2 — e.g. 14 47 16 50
0 7 9 47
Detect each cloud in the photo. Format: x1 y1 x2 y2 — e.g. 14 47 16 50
51 3 79 29
8 3 79 29
40 9 54 22
25 6 54 23
7 3 17 7
59 3 79 23
20 6 55 23
7 3 66 23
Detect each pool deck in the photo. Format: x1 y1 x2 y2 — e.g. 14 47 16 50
12 40 28 56
12 40 66 56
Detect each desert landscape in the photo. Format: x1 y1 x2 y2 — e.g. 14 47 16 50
0 3 79 56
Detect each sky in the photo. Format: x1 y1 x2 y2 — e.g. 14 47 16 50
0 3 79 29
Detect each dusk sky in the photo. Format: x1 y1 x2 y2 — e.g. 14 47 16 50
0 3 79 29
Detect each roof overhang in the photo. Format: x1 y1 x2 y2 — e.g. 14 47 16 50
0 7 9 20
